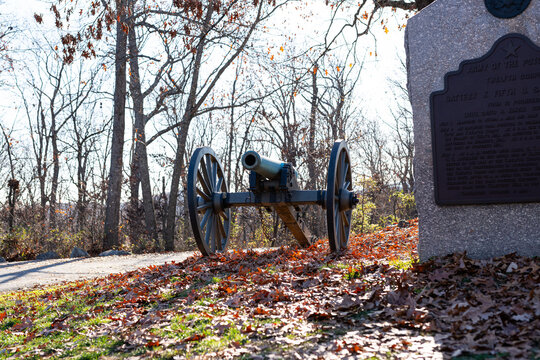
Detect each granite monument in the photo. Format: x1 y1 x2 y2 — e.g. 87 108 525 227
406 0 540 260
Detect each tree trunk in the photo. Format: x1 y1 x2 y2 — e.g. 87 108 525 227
49 127 59 228
103 0 128 250
7 179 18 231
307 64 318 189
2 126 17 232
39 169 47 222
76 151 87 232
335 83 345 140
226 71 238 189
163 122 189 250
163 1 215 250
38 109 48 223
128 23 158 244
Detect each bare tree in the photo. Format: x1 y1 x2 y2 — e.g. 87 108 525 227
386 57 414 193
16 50 66 227
123 0 190 246
321 0 434 56
306 64 319 190
14 41 101 231
155 0 288 250
103 0 129 250
61 64 109 232
0 124 18 231
6 0 429 256
0 0 16 77
258 66 304 167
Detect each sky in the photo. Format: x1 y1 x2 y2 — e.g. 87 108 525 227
0 0 412 195
1 0 410 118
267 1 411 119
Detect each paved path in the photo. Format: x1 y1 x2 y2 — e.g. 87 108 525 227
0 252 196 293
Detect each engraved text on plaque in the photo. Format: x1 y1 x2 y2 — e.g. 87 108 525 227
431 34 540 205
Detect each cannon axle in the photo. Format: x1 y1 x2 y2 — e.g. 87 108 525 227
224 190 326 208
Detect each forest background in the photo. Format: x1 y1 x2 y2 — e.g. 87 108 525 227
0 0 428 260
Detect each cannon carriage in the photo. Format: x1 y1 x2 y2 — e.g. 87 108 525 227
187 140 358 256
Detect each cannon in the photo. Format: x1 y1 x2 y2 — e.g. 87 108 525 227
187 140 358 256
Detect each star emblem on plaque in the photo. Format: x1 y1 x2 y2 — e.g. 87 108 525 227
501 41 520 58
485 0 531 18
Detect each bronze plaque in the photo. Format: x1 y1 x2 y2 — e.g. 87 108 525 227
431 33 540 205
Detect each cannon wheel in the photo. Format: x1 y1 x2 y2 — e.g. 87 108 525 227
187 147 230 256
326 140 353 252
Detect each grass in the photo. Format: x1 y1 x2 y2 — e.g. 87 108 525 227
0 283 130 359
343 266 364 280
319 263 351 271
389 257 417 270
0 279 256 359
160 311 248 357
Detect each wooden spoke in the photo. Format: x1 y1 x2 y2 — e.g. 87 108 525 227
197 202 212 213
341 211 350 228
196 187 210 200
197 169 212 196
219 210 229 221
217 219 226 251
212 161 218 190
204 155 213 189
207 156 216 188
341 161 349 185
205 215 214 246
339 219 346 248
200 157 213 195
200 209 212 229
217 218 226 238
334 210 341 246
216 177 223 192
210 216 218 253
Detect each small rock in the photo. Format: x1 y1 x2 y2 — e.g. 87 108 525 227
511 313 532 322
506 262 518 273
0 256 6 263
99 249 131 257
398 220 409 228
36 251 60 260
70 247 90 258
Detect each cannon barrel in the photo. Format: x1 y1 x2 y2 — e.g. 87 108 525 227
241 150 284 179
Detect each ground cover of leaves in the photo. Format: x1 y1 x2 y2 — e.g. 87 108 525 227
0 219 538 359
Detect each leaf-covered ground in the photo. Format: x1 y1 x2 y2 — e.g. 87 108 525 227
1 219 538 359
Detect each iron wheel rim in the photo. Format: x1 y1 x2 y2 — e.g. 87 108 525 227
326 140 353 252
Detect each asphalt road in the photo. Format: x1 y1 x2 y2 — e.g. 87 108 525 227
0 252 196 293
